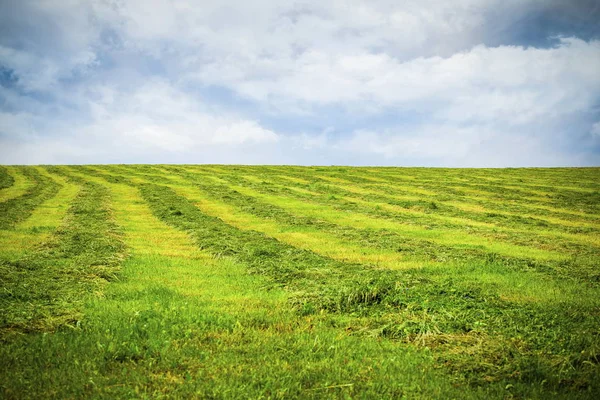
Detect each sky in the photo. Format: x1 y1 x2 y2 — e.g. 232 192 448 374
0 0 599 167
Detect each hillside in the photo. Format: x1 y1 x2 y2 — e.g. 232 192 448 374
1 165 599 398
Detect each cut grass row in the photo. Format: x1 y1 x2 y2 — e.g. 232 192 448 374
122 167 597 305
314 171 600 228
0 168 124 337
0 170 79 262
92 165 599 292
127 166 599 283
356 166 600 198
212 164 600 223
303 165 600 197
0 166 15 192
318 167 600 217
93 166 565 264
208 164 600 225
0 167 32 203
192 166 600 248
0 167 61 229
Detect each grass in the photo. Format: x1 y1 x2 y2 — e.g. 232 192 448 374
0 167 31 203
0 168 124 336
0 165 599 398
0 170 79 261
0 166 15 192
0 167 61 229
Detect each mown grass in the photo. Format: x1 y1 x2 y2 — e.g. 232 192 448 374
0 166 15 191
0 170 79 262
1 171 477 399
0 165 599 399
0 167 31 203
0 169 124 336
0 167 61 229
140 166 599 282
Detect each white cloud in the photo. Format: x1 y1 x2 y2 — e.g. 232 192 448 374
0 79 279 163
0 0 599 166
81 80 279 151
337 124 586 167
194 38 600 122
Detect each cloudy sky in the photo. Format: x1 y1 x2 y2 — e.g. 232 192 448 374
1 0 599 166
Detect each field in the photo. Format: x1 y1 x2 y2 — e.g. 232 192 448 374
0 165 599 398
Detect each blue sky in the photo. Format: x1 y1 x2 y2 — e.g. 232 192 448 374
1 0 599 166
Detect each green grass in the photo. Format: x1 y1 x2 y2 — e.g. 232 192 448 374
0 166 15 191
0 165 599 398
0 167 61 229
0 170 79 262
0 170 124 336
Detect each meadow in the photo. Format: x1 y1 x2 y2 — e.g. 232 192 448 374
0 165 599 398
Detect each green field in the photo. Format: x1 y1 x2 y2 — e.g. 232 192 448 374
0 165 599 398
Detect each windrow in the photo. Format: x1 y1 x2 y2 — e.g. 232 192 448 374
0 168 80 263
0 166 14 191
272 165 600 208
0 167 61 229
199 165 600 229
0 168 125 336
348 167 600 213
310 168 600 220
213 164 600 226
148 166 599 283
73 166 600 391
186 166 600 243
132 181 598 391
